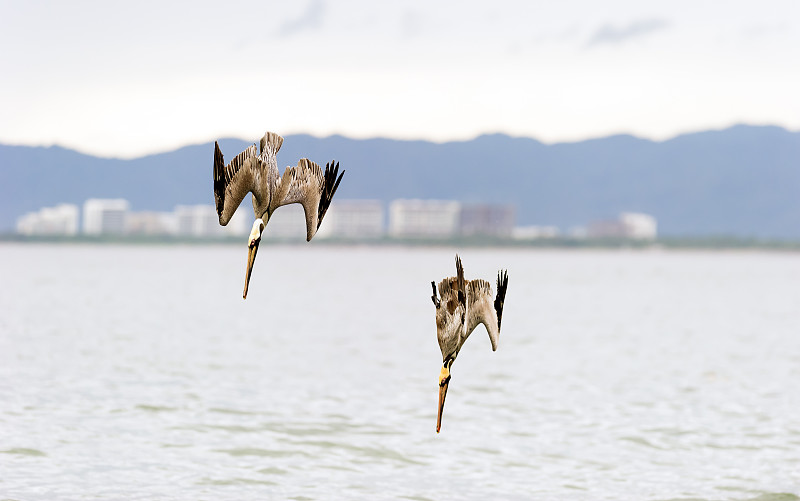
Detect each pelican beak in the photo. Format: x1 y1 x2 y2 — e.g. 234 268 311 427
243 236 260 299
437 364 451 433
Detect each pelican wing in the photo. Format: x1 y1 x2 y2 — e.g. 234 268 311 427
465 270 509 351
433 255 469 361
213 142 259 225
271 158 344 241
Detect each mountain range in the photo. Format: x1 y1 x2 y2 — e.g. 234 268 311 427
1 124 798 238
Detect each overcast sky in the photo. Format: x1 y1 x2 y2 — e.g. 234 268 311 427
2 0 798 157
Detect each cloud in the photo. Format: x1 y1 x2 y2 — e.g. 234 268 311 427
278 0 326 37
742 22 790 39
401 10 423 40
586 18 670 47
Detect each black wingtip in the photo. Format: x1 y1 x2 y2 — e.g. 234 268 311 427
317 160 344 229
214 141 223 165
494 270 508 331
455 255 466 309
213 142 225 217
431 281 441 308
329 160 344 195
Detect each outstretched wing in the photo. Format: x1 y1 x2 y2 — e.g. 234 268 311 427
213 142 259 225
271 158 344 241
465 270 509 351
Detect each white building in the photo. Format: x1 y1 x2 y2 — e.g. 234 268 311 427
16 204 80 236
587 212 657 240
224 205 254 238
459 204 515 238
512 225 560 240
175 205 217 237
389 199 461 238
174 204 249 238
83 199 129 235
126 211 177 236
317 200 384 239
620 212 657 240
262 204 308 240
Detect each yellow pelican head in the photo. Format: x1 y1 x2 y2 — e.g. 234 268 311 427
437 358 453 433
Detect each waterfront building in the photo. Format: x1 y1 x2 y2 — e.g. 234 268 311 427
459 204 515 238
16 204 80 236
83 199 129 235
317 200 384 239
126 211 177 236
388 199 461 238
262 204 307 240
587 212 657 240
174 204 249 238
512 225 561 240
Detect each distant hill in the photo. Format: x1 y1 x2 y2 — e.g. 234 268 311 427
1 125 798 238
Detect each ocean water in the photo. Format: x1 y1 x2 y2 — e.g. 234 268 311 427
1 243 799 500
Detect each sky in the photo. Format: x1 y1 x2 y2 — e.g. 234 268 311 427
2 0 799 158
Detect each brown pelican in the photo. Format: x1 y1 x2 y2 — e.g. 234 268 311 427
431 255 509 433
213 131 344 298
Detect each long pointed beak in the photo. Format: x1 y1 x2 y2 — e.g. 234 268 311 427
437 365 451 433
243 238 260 299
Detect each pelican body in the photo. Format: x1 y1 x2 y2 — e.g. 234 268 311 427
213 131 344 298
431 255 509 433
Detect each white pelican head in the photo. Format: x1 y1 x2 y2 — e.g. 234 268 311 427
244 218 265 299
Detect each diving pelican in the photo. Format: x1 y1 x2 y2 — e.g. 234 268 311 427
431 255 509 433
213 131 344 298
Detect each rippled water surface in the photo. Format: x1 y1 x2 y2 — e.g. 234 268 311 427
1 244 799 500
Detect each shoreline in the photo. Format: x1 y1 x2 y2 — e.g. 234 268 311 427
2 234 799 251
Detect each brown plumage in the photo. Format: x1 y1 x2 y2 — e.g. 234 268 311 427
431 254 509 432
270 158 344 241
213 131 345 298
213 142 260 225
